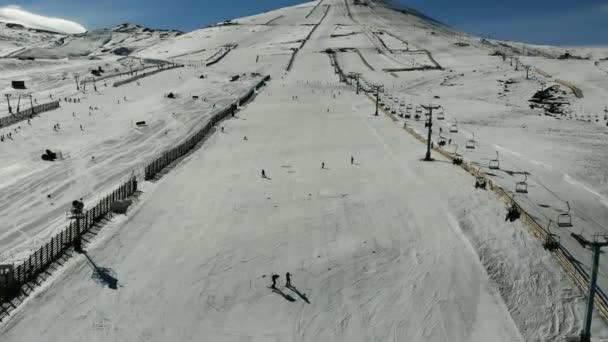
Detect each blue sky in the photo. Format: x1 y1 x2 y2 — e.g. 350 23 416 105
1 0 607 46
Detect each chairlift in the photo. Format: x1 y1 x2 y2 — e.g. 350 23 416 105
475 168 487 190
466 133 476 149
557 201 573 228
437 107 445 120
414 113 420 120
506 195 521 222
542 220 561 251
453 145 463 165
449 120 458 133
489 151 500 170
515 173 528 193
438 135 447 146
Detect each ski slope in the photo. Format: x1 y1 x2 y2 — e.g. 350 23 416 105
1 0 608 340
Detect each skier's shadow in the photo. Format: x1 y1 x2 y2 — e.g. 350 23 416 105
83 253 119 290
287 285 310 304
270 287 296 302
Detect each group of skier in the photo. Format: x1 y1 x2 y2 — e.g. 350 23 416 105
262 156 356 179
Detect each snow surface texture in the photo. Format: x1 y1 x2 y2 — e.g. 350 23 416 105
1 0 608 341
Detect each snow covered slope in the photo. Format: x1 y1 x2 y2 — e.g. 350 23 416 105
0 22 182 59
1 0 608 341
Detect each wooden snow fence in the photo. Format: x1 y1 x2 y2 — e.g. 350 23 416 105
0 177 138 321
0 101 60 128
144 75 270 180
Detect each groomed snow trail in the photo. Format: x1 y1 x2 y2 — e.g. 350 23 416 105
0 50 527 342
1 0 607 340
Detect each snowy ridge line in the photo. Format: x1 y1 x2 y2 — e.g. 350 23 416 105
358 81 608 324
286 5 331 72
305 0 323 19
354 48 375 71
112 63 183 87
0 177 138 322
264 15 284 25
144 75 270 180
0 101 60 129
380 30 443 70
205 45 236 67
325 49 348 82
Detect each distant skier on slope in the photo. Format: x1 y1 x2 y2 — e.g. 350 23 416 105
285 272 292 287
261 169 266 178
271 274 279 289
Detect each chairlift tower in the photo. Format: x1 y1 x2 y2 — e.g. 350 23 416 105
4 94 12 114
571 233 608 342
370 84 384 116
422 105 441 161
28 95 34 114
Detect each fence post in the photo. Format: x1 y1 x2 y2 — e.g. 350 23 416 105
38 248 42 270
28 255 33 282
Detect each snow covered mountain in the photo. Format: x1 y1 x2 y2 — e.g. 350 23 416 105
0 22 183 59
1 1 608 341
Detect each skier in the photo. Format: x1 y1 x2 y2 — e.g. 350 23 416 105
271 274 279 289
351 156 354 165
321 162 325 169
80 124 84 131
221 127 224 133
285 272 292 287
261 169 266 178
448 138 452 145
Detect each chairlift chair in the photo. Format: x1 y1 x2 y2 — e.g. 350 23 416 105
489 151 500 170
437 107 445 120
515 173 528 193
465 140 475 149
557 201 573 228
449 120 458 133
506 195 521 222
414 114 421 120
542 220 560 251
438 135 447 146
453 145 463 165
475 168 487 190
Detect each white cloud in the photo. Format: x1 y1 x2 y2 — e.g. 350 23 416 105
0 5 86 34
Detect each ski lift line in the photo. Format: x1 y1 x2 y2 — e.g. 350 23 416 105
360 82 604 235
366 96 608 321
